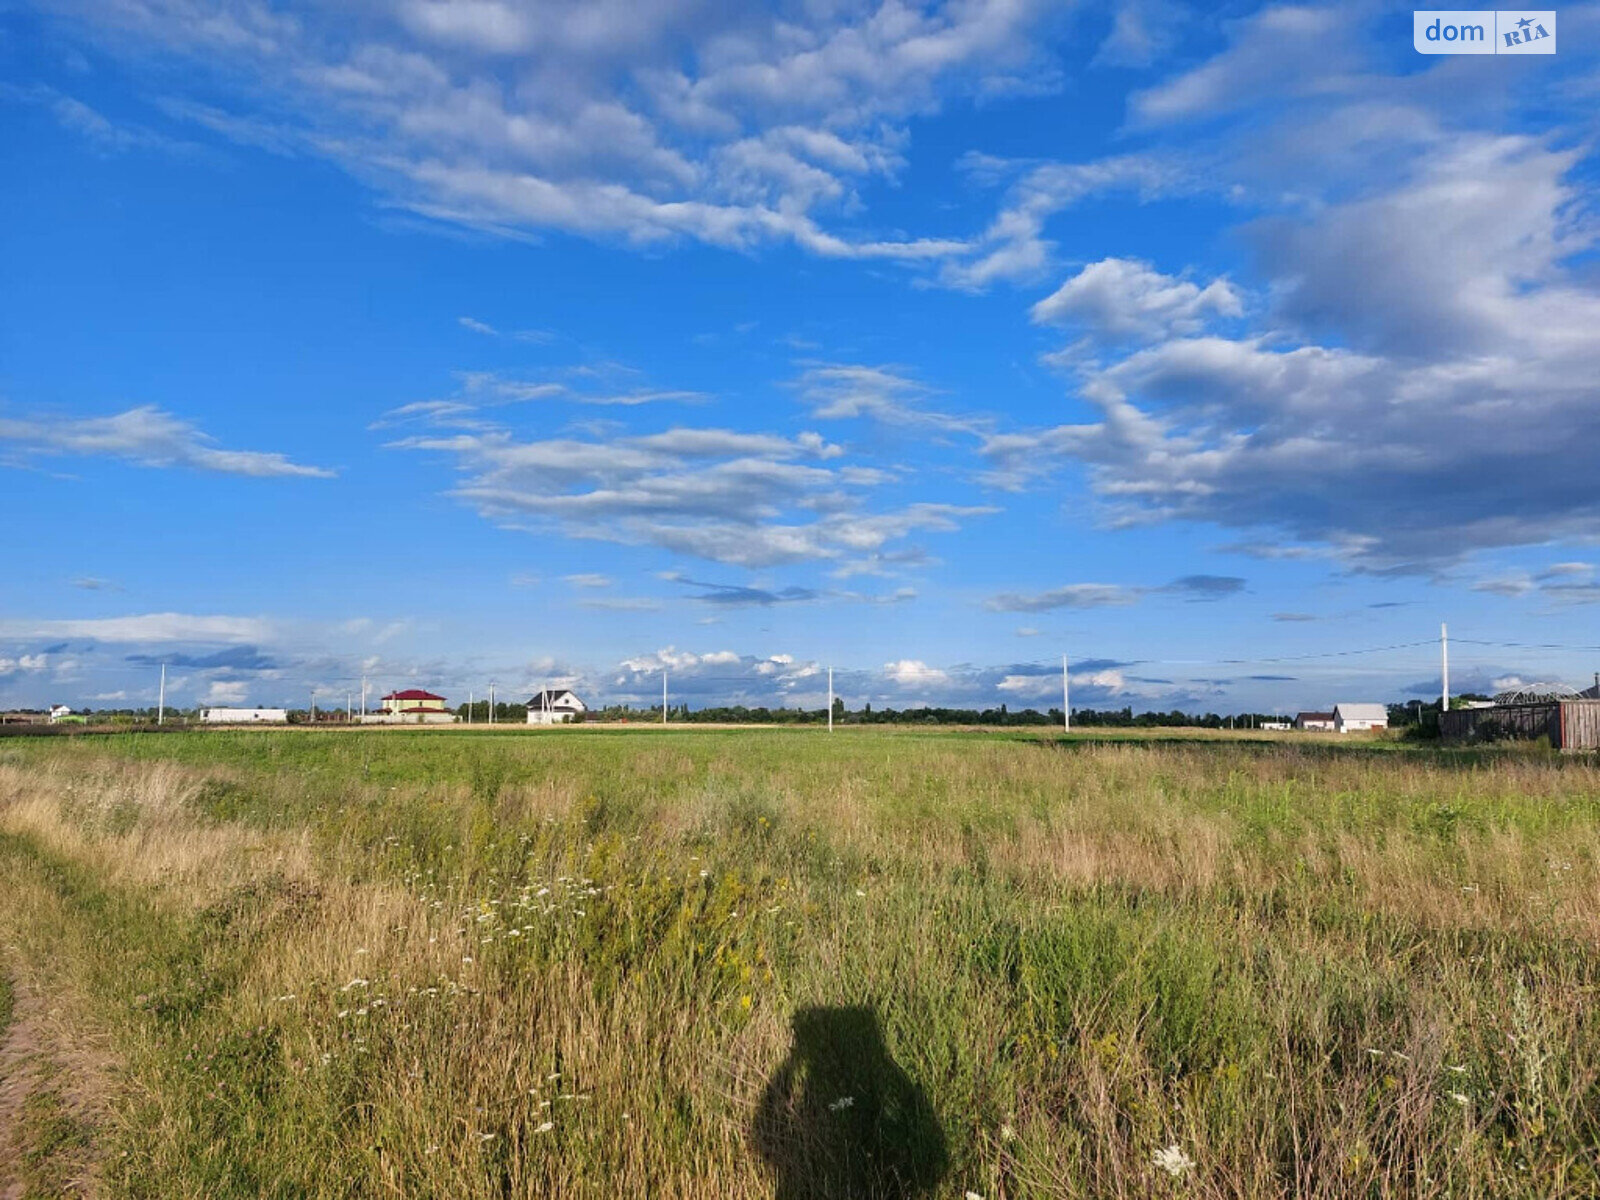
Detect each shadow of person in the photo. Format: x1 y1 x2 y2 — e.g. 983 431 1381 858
752 1005 948 1200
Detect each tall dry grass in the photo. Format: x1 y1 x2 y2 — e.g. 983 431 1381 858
0 730 1595 1197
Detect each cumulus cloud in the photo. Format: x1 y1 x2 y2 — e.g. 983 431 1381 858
883 659 949 688
1031 258 1242 343
204 680 251 704
0 406 334 478
986 128 1600 572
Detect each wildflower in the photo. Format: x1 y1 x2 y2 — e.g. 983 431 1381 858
855 889 866 897
1447 1064 1467 1074
828 1096 855 1112
1152 1143 1195 1178
966 1193 985 1200
1000 1122 1018 1143
534 1122 554 1134
1451 1092 1470 1106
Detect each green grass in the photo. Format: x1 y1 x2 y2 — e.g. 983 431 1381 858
0 728 1596 1197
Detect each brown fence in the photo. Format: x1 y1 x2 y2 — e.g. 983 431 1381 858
1440 700 1600 750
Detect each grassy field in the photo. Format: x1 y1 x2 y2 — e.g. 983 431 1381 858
0 727 1596 1198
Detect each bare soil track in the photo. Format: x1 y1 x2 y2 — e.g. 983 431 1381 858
0 968 103 1199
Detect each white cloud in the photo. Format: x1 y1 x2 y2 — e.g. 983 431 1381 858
790 363 985 433
203 680 250 704
883 659 949 688
1129 5 1353 126
1031 258 1242 343
54 0 1064 262
391 419 990 567
987 117 1600 571
0 613 273 643
563 573 612 588
938 154 1186 289
0 406 334 478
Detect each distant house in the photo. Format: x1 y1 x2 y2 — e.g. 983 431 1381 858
1294 711 1335 732
363 688 456 725
48 704 73 724
1333 703 1389 733
379 689 449 716
201 707 288 724
527 689 586 725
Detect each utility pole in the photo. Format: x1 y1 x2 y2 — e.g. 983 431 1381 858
828 667 834 732
1062 654 1071 733
346 693 352 723
1440 622 1449 714
468 690 473 725
360 675 367 720
157 663 166 725
489 682 496 725
310 690 316 724
662 671 668 725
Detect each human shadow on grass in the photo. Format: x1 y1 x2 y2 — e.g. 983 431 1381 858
752 1005 947 1200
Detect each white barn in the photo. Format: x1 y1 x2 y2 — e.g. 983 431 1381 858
526 689 586 725
201 707 288 724
1333 702 1389 733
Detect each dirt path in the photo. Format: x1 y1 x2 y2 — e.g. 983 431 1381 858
0 965 102 1199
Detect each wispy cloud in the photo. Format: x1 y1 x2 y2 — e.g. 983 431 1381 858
0 406 334 478
0 613 274 643
986 575 1244 612
390 419 991 568
51 0 1065 264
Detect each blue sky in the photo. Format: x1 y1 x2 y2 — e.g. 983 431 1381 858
3 0 1600 714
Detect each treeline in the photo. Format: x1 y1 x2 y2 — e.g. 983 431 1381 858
586 702 1292 728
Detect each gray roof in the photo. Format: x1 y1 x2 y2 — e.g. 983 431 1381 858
528 688 584 710
1333 703 1389 721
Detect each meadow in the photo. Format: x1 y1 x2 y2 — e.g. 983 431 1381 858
0 726 1595 1198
